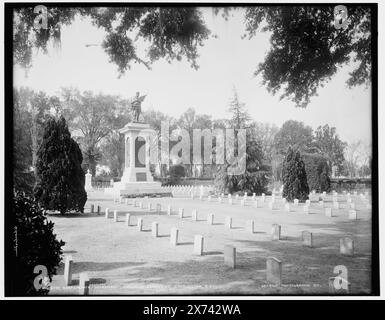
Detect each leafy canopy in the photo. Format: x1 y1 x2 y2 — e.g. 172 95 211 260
244 6 372 107
13 7 211 73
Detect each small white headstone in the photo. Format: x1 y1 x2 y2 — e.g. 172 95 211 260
151 222 158 237
178 208 184 218
167 205 172 215
349 210 357 220
192 209 198 221
340 237 354 256
224 245 236 268
64 255 73 286
170 227 179 246
266 257 282 285
105 208 110 219
125 213 131 226
272 224 281 240
302 231 313 247
225 216 232 229
193 235 204 256
113 210 118 222
207 213 214 225
284 203 291 212
137 218 143 231
79 272 90 295
325 207 334 217
247 220 254 233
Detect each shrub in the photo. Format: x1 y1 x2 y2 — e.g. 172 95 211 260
302 153 331 192
167 164 186 185
34 117 87 214
13 192 65 295
214 139 270 195
282 147 309 201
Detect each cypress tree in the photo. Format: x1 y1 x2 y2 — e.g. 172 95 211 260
34 116 87 214
282 147 309 201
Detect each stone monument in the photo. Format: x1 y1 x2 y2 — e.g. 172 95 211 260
85 169 93 192
106 93 167 197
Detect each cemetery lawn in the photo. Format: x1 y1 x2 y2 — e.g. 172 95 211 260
49 191 372 295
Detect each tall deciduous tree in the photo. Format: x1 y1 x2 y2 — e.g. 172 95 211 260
273 120 315 155
34 117 87 214
245 6 372 107
314 124 347 173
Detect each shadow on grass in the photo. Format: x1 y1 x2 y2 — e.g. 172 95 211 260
57 261 146 275
71 278 107 286
178 242 194 246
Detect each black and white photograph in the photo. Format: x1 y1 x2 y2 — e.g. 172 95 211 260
3 1 380 300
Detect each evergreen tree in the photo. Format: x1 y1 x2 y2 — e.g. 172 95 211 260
214 138 270 195
34 117 87 214
282 147 309 201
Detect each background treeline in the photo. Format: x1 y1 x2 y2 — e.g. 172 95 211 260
14 87 372 194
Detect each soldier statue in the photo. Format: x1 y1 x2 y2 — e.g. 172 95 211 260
130 92 146 122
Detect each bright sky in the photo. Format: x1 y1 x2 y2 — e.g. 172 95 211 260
14 8 372 146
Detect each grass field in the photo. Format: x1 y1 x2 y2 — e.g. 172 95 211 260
48 190 372 295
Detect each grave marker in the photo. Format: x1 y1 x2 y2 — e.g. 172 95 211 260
192 209 198 221
113 210 118 222
79 273 90 295
194 235 204 256
225 216 232 229
151 222 158 237
105 208 110 219
272 224 281 240
207 213 214 225
266 257 282 286
64 255 73 286
178 208 184 218
170 228 179 246
137 218 143 231
325 208 334 217
224 245 236 268
340 237 354 256
348 210 357 220
125 213 131 226
246 220 254 233
302 231 313 247
167 205 172 215
90 204 94 213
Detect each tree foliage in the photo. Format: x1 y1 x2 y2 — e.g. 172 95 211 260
282 147 309 201
314 124 346 172
34 117 87 214
13 192 65 295
244 6 372 107
302 153 331 192
274 120 315 155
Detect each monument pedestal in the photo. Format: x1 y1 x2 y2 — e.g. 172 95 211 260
107 122 169 197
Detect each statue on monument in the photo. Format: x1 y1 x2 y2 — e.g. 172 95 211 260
130 92 146 122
